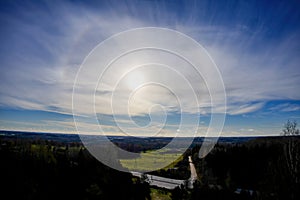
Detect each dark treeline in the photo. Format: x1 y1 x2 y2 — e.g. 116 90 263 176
0 137 151 200
178 136 300 200
149 156 190 180
1 132 299 200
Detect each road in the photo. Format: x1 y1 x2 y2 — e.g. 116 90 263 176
131 155 198 189
188 156 198 181
131 172 185 189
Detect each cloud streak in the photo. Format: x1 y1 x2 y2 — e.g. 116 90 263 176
0 0 299 135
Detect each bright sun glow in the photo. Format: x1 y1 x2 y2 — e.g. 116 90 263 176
125 70 145 90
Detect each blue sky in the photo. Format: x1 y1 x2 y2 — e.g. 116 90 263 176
0 0 300 136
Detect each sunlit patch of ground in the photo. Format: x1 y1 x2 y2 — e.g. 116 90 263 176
150 188 171 200
120 148 183 172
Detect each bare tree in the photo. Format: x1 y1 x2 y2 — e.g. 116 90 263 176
141 173 149 183
281 120 300 191
281 120 299 136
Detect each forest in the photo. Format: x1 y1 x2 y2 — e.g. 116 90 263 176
0 135 150 200
0 130 299 200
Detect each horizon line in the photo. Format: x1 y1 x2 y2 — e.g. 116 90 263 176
0 129 288 138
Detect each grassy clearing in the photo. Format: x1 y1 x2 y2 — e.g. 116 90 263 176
120 148 183 172
150 188 171 200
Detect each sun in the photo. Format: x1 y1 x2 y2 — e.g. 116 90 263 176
125 70 145 90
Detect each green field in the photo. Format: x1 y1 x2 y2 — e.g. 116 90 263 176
120 148 183 172
150 188 172 200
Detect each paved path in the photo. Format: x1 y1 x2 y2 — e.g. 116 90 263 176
188 156 198 188
131 172 185 189
188 156 198 181
131 155 198 190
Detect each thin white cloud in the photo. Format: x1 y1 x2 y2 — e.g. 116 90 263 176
269 103 300 112
227 102 265 115
0 1 299 136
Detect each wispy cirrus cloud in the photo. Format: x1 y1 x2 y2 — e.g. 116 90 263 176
227 102 265 115
0 0 299 135
269 103 300 112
